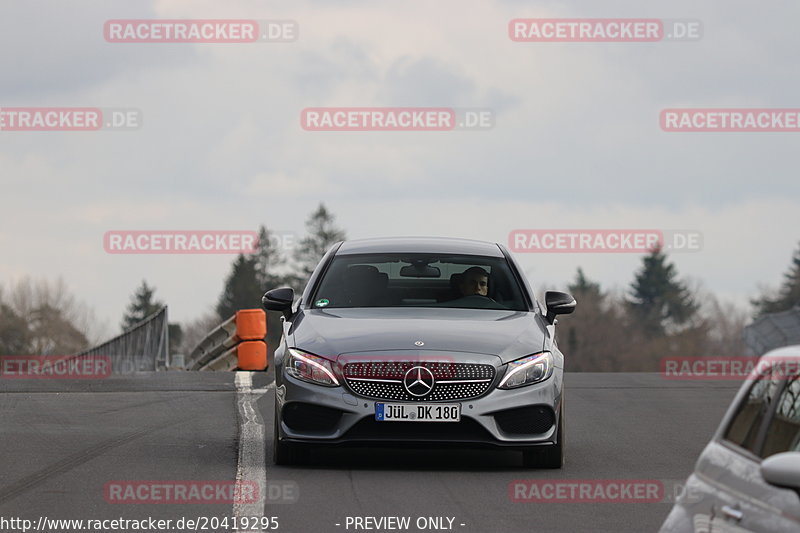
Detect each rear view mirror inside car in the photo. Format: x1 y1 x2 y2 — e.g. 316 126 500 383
399 264 441 277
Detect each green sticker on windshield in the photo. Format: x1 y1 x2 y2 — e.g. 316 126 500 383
315 298 330 307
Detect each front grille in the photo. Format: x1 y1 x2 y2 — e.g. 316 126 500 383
494 405 555 435
343 361 495 401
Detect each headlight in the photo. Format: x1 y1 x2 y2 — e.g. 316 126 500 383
498 351 553 389
285 348 340 387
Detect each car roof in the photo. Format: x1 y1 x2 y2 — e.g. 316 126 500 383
336 237 504 257
759 344 800 360
740 344 800 380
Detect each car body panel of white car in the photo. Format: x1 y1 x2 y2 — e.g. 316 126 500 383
660 345 800 532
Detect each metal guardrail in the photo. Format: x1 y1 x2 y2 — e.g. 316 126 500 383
75 306 169 373
186 309 267 371
744 306 800 355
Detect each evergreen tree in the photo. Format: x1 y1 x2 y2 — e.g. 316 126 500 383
168 324 183 356
120 280 182 355
563 268 625 371
216 254 263 320
568 267 601 299
251 225 293 359
253 225 285 289
294 203 346 280
627 247 698 336
565 269 596 361
752 241 800 317
121 280 163 330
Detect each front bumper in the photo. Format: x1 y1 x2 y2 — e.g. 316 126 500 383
275 367 563 449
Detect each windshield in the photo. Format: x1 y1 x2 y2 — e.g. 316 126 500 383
311 253 528 311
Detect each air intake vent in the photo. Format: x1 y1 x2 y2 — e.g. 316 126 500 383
282 403 343 432
494 405 555 435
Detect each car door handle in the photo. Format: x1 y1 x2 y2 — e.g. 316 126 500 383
721 505 744 522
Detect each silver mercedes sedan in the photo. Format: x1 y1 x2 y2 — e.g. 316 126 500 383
261 237 576 468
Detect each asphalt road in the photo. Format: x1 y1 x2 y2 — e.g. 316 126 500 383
0 372 740 533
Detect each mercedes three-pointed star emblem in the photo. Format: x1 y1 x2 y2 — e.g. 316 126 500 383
403 366 435 397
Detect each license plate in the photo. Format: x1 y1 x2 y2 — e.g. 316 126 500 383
375 403 461 422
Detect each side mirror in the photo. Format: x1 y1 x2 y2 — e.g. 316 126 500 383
544 291 576 323
262 287 294 317
761 452 800 491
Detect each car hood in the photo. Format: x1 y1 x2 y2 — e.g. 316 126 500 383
289 307 551 364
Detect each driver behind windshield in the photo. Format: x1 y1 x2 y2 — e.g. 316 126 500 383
459 266 489 297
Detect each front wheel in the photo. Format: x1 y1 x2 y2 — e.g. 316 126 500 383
273 404 307 466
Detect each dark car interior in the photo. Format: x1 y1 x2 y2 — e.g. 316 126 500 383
313 254 527 310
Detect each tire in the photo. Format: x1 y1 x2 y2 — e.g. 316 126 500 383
273 404 307 466
522 401 564 469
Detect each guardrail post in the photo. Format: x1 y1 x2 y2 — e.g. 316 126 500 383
187 309 268 371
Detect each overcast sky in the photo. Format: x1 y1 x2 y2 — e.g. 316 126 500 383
1 0 798 339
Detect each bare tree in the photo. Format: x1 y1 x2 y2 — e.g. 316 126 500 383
698 290 748 356
179 310 226 356
0 277 102 355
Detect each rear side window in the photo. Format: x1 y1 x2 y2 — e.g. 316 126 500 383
723 369 780 454
761 375 800 458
